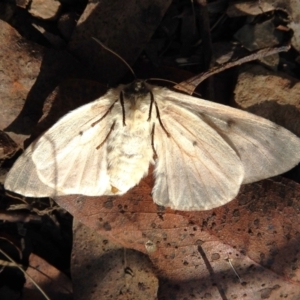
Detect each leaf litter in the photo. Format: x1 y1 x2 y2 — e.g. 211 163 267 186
1 0 300 299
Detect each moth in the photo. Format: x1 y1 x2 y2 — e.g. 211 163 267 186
4 80 300 210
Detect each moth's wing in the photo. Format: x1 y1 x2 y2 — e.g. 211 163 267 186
4 147 63 197
5 91 118 197
152 100 245 210
157 88 300 184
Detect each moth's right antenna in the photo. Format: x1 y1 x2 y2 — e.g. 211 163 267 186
92 37 136 79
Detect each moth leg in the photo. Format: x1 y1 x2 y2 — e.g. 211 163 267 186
151 123 158 159
147 91 154 121
96 121 116 150
120 91 126 126
147 90 170 137
154 101 170 137
91 99 118 127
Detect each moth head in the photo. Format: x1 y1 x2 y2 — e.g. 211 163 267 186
122 80 152 109
123 80 151 97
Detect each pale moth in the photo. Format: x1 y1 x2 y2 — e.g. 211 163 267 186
4 79 300 210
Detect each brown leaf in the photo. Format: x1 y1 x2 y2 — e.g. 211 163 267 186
56 176 300 298
30 78 107 142
68 0 173 83
0 131 18 162
71 220 158 300
234 64 300 137
0 20 44 145
0 20 79 147
23 253 72 300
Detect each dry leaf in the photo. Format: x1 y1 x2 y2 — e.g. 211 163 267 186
71 220 158 300
55 176 300 298
23 253 72 300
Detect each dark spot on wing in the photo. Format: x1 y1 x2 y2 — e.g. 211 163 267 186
107 145 113 153
273 124 281 134
193 141 197 146
79 131 83 135
124 153 136 159
226 119 236 128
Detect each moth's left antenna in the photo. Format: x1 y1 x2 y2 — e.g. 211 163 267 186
92 37 136 79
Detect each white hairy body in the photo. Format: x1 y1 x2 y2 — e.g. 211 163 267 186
5 81 300 210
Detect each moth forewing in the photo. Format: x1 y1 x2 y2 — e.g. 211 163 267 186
4 146 61 197
5 93 115 197
152 92 245 210
4 80 300 211
153 87 300 184
5 80 156 198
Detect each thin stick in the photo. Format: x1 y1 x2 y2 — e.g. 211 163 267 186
0 247 51 300
0 211 41 223
226 257 242 283
174 45 291 95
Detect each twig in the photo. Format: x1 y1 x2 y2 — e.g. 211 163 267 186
226 257 242 284
0 247 51 300
174 45 291 95
0 210 42 223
